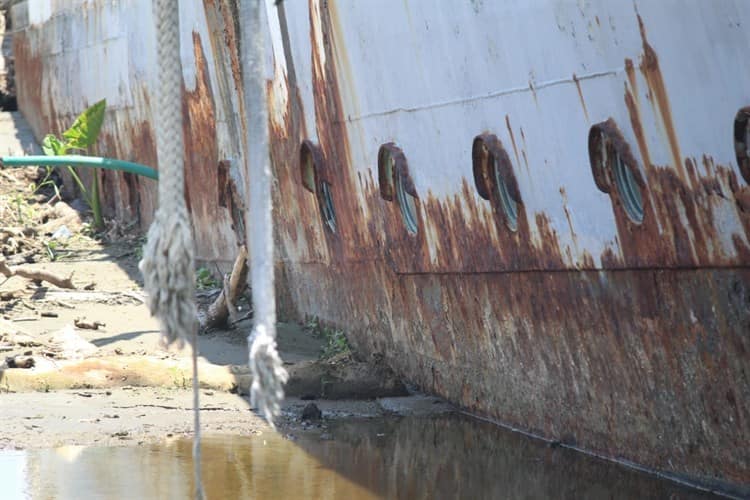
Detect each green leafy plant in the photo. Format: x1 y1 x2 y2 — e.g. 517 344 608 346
305 316 351 359
42 99 107 230
195 267 219 290
320 329 351 359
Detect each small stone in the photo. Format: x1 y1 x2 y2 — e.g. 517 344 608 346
301 402 322 421
6 356 34 369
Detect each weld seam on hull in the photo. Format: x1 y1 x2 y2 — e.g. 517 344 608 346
340 68 623 123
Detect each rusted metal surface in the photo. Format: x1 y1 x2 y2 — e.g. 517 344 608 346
12 0 750 492
266 0 750 491
11 0 243 264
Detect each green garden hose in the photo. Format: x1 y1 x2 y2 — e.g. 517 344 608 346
1 155 159 180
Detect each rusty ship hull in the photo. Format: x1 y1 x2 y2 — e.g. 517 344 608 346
10 0 750 493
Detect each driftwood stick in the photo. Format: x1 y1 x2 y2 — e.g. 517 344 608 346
204 245 248 329
0 257 76 289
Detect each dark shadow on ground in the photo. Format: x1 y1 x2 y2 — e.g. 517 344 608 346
90 330 157 348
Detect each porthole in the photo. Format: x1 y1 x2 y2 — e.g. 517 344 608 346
734 108 750 183
588 121 645 224
378 143 420 234
299 140 337 233
472 134 522 231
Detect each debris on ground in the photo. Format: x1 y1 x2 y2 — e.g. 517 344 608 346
74 317 106 330
202 245 251 330
0 256 76 289
301 402 322 421
6 355 34 368
47 325 98 358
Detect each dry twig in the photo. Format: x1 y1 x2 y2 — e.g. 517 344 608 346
0 257 76 289
203 245 249 329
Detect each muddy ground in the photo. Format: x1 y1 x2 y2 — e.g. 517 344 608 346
0 165 428 450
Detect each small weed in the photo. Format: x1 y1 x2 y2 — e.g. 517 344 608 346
305 315 321 332
135 235 147 260
168 367 189 389
45 240 60 261
320 329 350 359
36 379 50 393
195 267 219 290
11 192 35 225
305 316 351 359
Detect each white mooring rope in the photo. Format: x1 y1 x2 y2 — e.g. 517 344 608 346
138 0 204 498
239 0 289 427
139 1 289 497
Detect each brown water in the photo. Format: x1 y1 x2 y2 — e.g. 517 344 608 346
0 414 718 499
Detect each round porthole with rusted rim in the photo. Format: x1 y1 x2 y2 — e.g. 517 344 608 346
472 134 522 231
588 120 645 224
734 108 750 183
378 143 420 234
299 140 337 233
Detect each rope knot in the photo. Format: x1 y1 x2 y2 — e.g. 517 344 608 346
249 324 289 427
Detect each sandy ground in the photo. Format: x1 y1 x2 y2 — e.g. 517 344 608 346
0 224 413 451
0 241 418 449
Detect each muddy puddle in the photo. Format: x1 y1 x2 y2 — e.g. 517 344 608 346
0 413 715 499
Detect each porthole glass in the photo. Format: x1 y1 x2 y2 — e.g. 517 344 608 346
319 181 337 233
396 170 419 234
493 156 519 231
612 148 644 223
